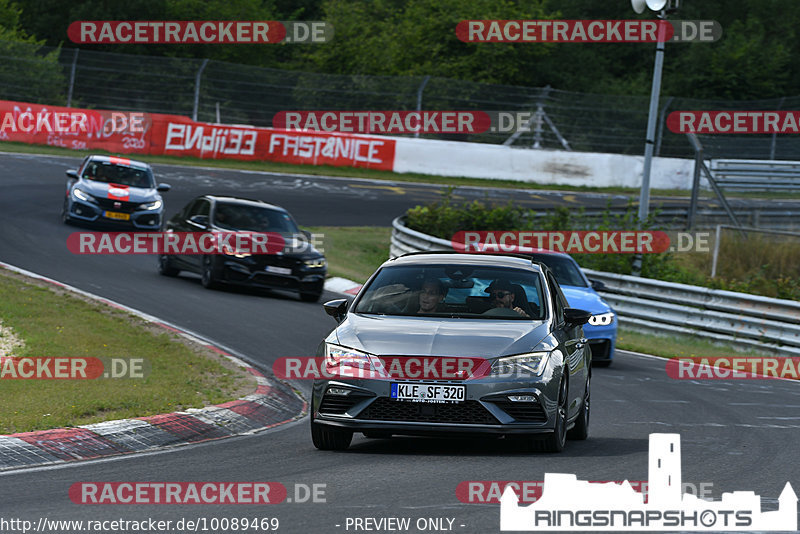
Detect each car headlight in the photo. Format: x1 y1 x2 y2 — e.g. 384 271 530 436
490 351 550 377
72 188 92 202
139 199 162 211
325 343 373 372
588 312 615 326
304 258 326 268
220 244 251 258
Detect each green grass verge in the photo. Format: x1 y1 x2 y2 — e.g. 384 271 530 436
306 226 391 282
0 268 254 434
617 328 772 360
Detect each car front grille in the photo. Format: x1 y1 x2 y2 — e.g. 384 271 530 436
492 400 547 423
589 340 611 360
94 197 141 213
359 398 499 425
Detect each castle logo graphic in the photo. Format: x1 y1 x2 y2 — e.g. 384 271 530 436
500 433 797 531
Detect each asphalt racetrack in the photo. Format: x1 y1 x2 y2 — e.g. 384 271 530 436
0 152 798 533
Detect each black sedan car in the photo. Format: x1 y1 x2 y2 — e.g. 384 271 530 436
158 195 327 302
311 252 592 452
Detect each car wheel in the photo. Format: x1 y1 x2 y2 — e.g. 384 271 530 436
567 375 590 441
363 431 392 439
311 421 353 451
300 291 323 303
535 377 568 453
201 256 222 289
592 360 612 368
158 254 180 277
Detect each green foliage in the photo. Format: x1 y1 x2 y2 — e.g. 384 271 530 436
0 0 65 104
10 0 800 110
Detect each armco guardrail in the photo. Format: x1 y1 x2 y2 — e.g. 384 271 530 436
390 216 800 357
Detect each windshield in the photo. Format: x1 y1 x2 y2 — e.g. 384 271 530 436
529 254 588 288
83 161 154 188
354 264 546 320
212 203 300 233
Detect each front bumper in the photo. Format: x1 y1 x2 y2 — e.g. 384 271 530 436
583 321 617 362
67 199 162 229
311 376 560 436
220 259 325 293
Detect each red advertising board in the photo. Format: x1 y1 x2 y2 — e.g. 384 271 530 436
0 100 396 171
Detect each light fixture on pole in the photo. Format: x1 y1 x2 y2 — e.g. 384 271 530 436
632 0 680 223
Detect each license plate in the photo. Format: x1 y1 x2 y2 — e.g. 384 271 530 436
391 383 465 403
104 211 130 220
265 266 292 275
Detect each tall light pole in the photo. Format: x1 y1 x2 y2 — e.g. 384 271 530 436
632 0 680 223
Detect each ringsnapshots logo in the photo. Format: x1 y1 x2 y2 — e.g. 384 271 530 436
500 433 797 531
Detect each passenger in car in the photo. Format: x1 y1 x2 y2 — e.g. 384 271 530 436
417 278 446 314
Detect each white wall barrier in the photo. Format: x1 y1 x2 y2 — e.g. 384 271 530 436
392 136 694 190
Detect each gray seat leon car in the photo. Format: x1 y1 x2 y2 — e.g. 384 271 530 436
311 252 593 452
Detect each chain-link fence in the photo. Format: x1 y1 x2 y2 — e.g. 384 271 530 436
2 39 799 160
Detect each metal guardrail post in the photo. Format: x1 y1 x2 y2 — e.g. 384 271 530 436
711 224 721 278
192 59 209 122
66 49 79 108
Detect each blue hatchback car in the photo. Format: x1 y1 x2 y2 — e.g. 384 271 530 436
61 155 170 229
528 252 617 366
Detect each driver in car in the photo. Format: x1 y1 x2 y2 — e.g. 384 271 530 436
486 279 529 317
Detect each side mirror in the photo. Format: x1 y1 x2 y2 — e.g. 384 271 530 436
301 229 312 239
157 183 171 192
564 308 592 326
188 214 209 228
589 279 606 291
323 299 348 323
66 169 78 180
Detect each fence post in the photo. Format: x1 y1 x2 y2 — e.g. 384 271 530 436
654 95 673 157
414 75 430 139
193 59 209 122
770 96 785 160
66 49 79 108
